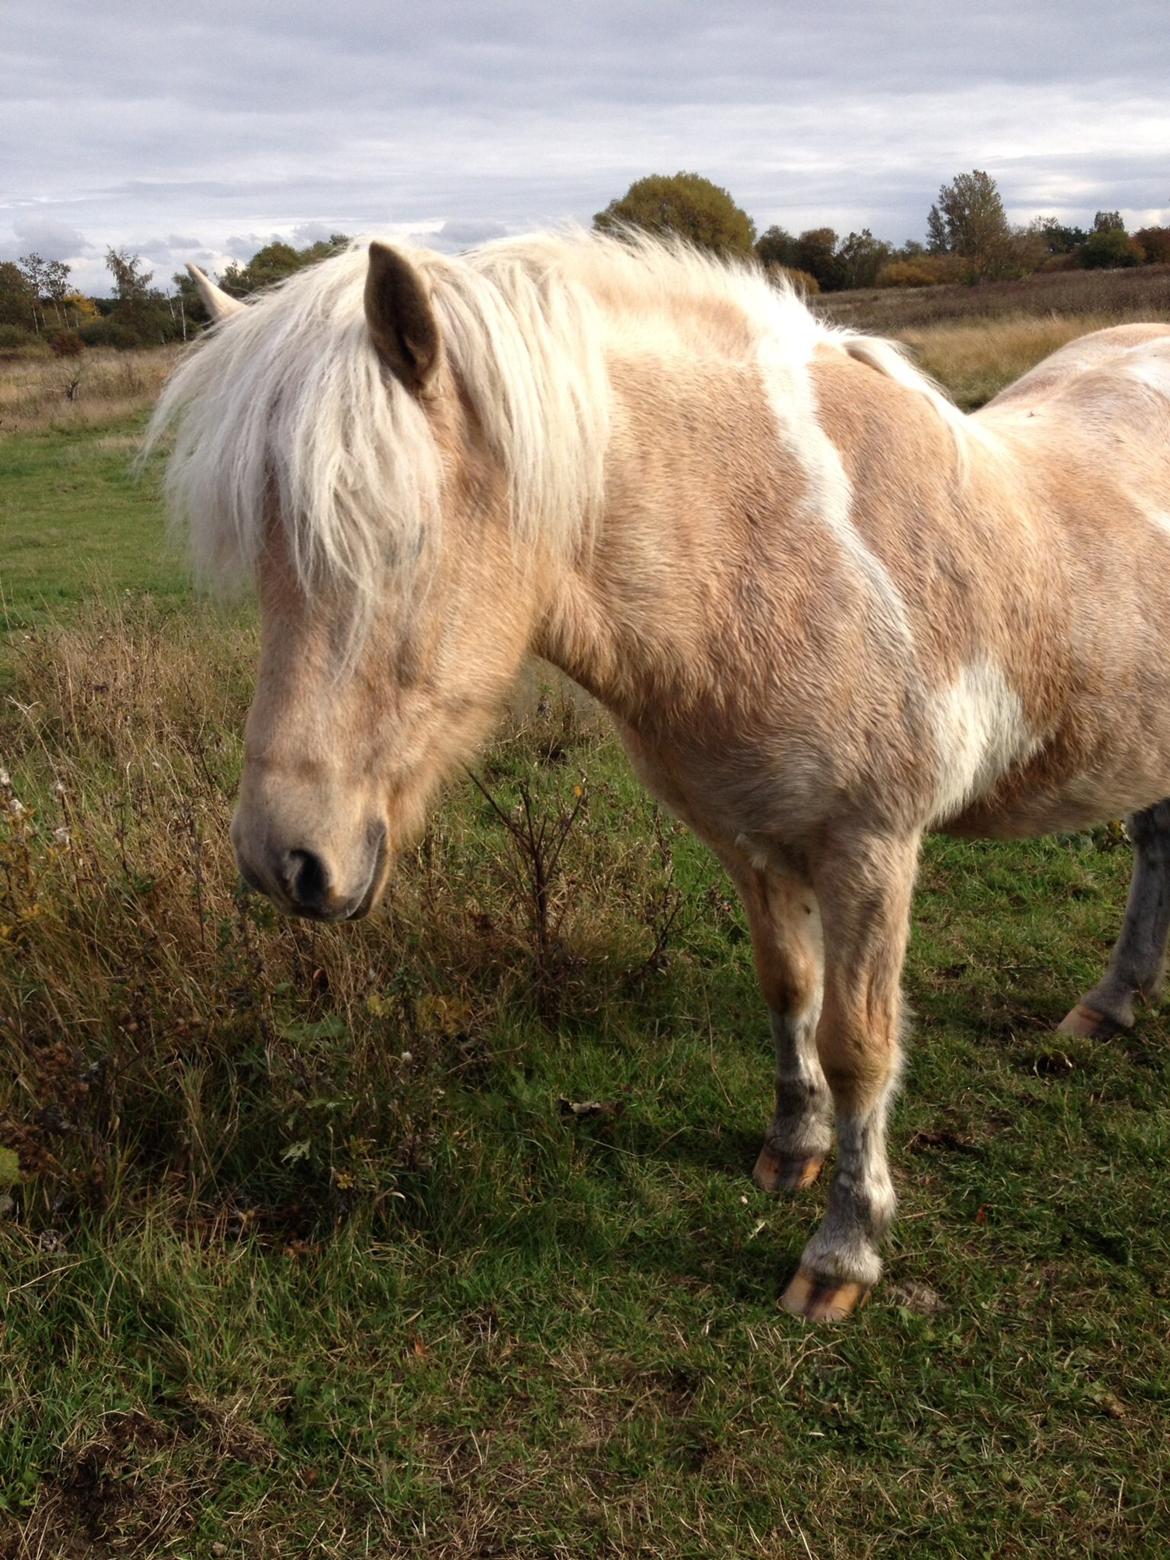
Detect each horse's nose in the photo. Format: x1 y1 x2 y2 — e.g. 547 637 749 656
280 847 331 915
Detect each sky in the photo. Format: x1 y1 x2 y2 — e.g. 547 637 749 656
4 1 1169 295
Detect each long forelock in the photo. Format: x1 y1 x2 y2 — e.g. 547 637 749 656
147 228 970 606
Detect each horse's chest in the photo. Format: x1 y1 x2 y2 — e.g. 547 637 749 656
620 724 847 847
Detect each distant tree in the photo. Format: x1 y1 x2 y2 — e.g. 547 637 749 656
927 170 1014 278
1080 227 1143 268
1092 210 1125 234
94 248 182 347
106 248 154 302
40 259 71 325
0 260 37 330
221 241 301 296
898 239 927 259
16 253 49 329
835 228 892 290
171 268 210 326
300 233 351 264
792 228 842 291
1134 225 1170 264
16 252 46 293
220 234 350 297
593 172 756 258
1030 216 1089 254
754 225 799 270
925 204 948 255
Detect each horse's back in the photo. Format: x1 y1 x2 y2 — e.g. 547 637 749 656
979 322 1170 425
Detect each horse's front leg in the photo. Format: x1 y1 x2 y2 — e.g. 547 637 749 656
780 828 920 1322
1061 799 1170 1037
719 850 832 1192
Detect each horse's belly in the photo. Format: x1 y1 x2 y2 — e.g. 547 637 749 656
942 752 1170 839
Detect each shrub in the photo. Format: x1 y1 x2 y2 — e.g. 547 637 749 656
79 316 152 350
764 263 820 296
48 330 84 358
0 323 35 349
875 256 956 289
0 323 50 360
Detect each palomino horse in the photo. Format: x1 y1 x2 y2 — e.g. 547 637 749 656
154 234 1170 1321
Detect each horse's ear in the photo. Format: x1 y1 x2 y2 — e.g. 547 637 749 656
187 263 245 323
364 242 441 398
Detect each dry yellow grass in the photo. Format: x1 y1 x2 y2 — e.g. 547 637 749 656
2 293 1166 443
0 306 1160 441
0 345 179 435
899 312 1164 410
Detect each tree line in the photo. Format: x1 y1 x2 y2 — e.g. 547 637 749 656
2 170 1167 354
596 169 1170 292
0 235 350 354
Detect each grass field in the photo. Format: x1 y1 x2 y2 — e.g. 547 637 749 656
818 261 1170 335
2 313 1170 1556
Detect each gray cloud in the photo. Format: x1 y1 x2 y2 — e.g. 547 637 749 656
3 1 1168 294
432 219 512 249
10 217 93 257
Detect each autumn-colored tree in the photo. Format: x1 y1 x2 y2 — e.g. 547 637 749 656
875 255 956 288
594 172 756 258
1134 225 1170 264
62 290 98 326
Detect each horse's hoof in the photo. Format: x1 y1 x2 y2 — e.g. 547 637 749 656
1057 1002 1127 1039
780 1267 869 1322
752 1144 825 1194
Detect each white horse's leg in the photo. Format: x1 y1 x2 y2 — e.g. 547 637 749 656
721 855 832 1192
1061 800 1170 1037
780 829 920 1322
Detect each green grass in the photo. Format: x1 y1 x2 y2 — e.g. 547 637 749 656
0 421 186 630
3 402 1170 1555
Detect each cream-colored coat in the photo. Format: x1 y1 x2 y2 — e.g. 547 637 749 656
157 237 1170 1320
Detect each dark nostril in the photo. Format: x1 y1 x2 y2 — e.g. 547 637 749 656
283 848 329 911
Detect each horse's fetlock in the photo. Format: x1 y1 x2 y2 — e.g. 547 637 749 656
800 1221 884 1290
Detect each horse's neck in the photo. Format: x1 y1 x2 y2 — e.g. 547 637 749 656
531 343 980 734
532 357 787 725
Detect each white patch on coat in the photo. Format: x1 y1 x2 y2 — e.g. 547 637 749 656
1140 503 1170 537
927 657 1040 825
756 334 915 652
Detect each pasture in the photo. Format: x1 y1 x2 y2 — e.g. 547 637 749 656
2 317 1170 1556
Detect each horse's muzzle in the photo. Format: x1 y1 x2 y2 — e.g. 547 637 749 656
233 819 388 922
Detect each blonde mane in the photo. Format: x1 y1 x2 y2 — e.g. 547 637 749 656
147 229 965 601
